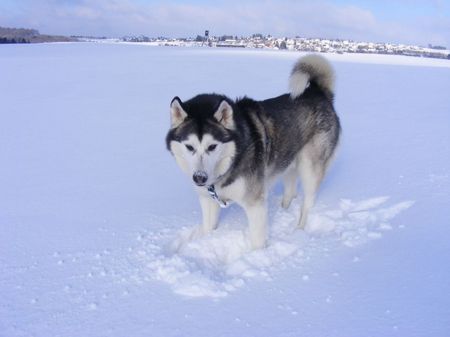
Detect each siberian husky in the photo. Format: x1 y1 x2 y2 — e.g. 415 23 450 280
166 54 341 249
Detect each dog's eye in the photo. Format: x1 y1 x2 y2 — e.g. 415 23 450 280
185 144 194 152
207 144 217 152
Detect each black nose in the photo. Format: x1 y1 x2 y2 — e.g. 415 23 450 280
193 171 208 186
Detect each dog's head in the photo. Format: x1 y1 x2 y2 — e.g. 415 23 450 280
165 94 236 187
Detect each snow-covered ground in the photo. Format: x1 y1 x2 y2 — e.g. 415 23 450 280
1 43 449 337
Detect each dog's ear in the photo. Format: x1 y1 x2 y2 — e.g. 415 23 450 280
170 97 187 128
214 100 235 129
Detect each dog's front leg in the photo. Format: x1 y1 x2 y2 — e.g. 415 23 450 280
243 199 268 250
199 194 220 234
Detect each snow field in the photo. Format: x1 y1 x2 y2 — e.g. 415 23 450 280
0 43 449 337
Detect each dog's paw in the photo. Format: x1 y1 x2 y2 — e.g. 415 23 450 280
169 226 205 253
297 216 307 230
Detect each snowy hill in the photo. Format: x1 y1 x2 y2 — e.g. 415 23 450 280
1 43 449 337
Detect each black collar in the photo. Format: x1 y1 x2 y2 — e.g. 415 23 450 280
207 185 230 208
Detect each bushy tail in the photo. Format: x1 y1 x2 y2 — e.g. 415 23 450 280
289 54 335 99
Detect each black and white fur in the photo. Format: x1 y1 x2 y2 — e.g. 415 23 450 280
166 54 341 249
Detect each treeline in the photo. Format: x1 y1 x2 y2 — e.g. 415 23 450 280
0 26 77 44
0 37 31 44
0 27 38 43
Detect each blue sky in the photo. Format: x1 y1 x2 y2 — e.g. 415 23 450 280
1 0 450 46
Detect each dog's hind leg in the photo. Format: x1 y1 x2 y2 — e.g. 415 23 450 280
281 165 298 209
297 155 323 229
297 139 328 229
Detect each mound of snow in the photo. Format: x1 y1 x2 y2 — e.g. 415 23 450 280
131 196 414 297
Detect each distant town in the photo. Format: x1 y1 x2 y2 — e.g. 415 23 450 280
119 33 450 60
1 26 449 60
